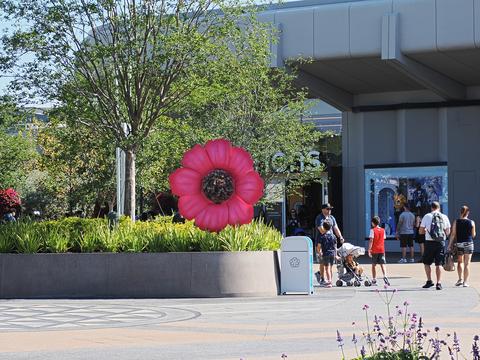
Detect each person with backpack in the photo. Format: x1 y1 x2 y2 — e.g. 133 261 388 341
447 205 476 287
419 201 451 290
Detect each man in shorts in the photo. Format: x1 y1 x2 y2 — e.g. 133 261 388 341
419 201 451 290
396 205 416 263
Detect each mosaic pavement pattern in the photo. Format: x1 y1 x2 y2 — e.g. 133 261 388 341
0 303 200 331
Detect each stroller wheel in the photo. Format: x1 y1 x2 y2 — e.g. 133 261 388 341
336 280 343 287
347 281 353 287
353 280 361 287
364 280 372 287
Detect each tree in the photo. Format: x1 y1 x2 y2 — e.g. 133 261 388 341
1 0 270 219
0 100 38 192
36 108 116 216
180 29 325 194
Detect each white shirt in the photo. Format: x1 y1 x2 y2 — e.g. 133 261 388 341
420 211 451 241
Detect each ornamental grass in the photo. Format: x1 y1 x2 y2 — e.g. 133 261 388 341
0 217 282 254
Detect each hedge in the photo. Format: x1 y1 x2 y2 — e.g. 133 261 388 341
0 216 282 253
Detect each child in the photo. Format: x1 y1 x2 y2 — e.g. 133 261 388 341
345 254 364 278
368 216 390 286
318 221 337 288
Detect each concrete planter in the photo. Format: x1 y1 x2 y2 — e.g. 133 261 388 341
0 251 280 299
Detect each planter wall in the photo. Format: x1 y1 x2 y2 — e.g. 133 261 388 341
0 251 280 299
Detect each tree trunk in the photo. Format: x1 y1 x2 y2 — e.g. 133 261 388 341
124 149 136 221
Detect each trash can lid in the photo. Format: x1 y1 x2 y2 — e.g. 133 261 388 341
281 236 312 252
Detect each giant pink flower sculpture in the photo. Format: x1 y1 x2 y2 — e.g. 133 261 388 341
169 139 264 232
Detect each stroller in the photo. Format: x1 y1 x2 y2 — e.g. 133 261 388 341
335 243 372 287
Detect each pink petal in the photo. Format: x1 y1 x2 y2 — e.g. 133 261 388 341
205 139 232 169
169 168 202 196
235 171 264 204
228 146 255 178
227 195 254 225
181 144 214 176
195 203 229 232
178 193 210 220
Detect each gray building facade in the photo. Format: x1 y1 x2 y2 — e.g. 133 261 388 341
262 0 480 249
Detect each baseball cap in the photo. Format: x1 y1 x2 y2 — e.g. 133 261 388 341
321 203 333 209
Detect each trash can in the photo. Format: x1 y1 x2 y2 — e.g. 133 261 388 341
280 236 313 295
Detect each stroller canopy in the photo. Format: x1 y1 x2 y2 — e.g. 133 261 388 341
338 242 365 258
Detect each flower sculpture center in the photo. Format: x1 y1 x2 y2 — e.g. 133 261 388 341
201 169 234 204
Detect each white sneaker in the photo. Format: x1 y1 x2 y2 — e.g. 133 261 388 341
409 258 415 263
455 279 463 286
398 258 407 263
463 283 470 288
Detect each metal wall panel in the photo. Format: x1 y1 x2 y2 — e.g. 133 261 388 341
349 0 392 57
436 0 475 50
362 110 398 164
393 0 437 53
275 9 314 59
314 4 350 58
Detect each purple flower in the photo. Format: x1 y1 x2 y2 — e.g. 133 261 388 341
453 332 460 353
373 315 381 332
473 335 480 360
432 338 442 356
435 326 440 332
393 288 398 293
360 345 366 358
403 301 410 306
352 333 358 344
362 304 370 311
336 330 344 346
384 284 388 289
281 354 288 359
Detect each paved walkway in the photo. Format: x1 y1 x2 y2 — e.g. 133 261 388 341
0 258 479 359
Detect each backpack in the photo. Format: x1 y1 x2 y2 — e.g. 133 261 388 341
429 212 447 242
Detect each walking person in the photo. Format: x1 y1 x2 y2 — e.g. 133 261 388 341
396 204 416 263
368 216 390 286
314 203 345 285
447 205 476 288
419 201 451 290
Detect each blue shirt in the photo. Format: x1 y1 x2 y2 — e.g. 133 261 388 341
319 233 337 257
315 213 337 240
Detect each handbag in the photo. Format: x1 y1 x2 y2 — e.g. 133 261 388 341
443 251 455 272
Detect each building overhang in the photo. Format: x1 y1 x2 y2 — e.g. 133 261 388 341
261 0 480 110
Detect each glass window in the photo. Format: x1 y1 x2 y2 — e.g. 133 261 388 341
364 165 448 238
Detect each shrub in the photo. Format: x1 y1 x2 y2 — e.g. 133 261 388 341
0 188 21 216
0 216 282 253
0 222 19 252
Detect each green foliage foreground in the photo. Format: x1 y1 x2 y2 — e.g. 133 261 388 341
0 217 282 254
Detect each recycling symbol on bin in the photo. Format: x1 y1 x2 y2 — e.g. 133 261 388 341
289 257 300 268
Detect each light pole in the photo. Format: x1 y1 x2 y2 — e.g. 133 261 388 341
116 123 130 218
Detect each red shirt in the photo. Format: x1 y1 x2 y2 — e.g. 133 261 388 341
369 226 385 254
